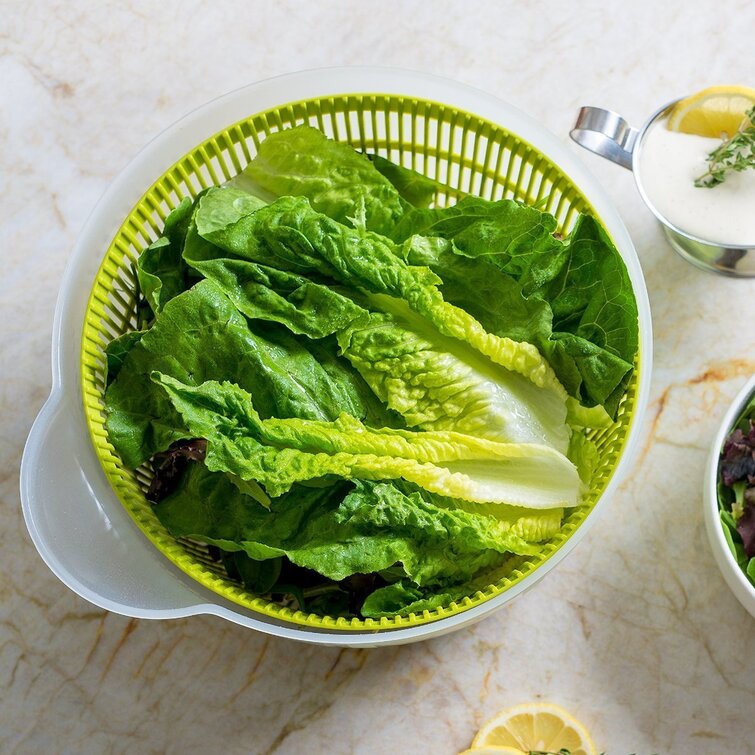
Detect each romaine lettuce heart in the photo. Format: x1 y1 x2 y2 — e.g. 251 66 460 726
338 308 570 452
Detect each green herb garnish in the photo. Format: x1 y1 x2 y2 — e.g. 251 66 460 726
694 106 755 188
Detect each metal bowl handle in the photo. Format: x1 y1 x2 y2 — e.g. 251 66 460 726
570 106 639 170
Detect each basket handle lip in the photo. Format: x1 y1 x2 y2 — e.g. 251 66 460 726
20 389 213 618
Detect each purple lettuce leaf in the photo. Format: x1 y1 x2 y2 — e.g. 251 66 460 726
720 420 755 487
147 438 207 503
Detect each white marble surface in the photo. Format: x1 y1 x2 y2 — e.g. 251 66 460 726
3 1 755 753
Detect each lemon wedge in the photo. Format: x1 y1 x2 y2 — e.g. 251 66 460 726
471 702 596 755
667 85 755 138
458 748 526 755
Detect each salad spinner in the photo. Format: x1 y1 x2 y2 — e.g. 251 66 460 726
21 67 652 646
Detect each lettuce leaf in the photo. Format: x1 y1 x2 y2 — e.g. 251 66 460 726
393 196 563 283
360 555 527 618
152 373 580 508
398 234 554 347
338 308 570 451
135 198 194 317
105 280 382 467
360 580 461 617
193 186 266 235
366 153 439 208
240 125 405 235
156 465 553 589
392 199 637 414
192 189 570 416
104 330 144 385
396 233 635 411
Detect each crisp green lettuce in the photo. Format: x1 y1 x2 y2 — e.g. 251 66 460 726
366 153 440 208
393 200 637 414
193 186 266 235
403 231 634 413
360 580 463 618
338 308 570 452
156 465 554 588
240 125 405 235
136 198 194 317
393 196 563 280
191 189 570 430
544 215 637 414
566 398 612 429
398 234 554 347
105 280 382 467
567 432 600 484
186 253 365 339
185 199 367 340
152 373 580 508
184 190 571 449
104 330 144 385
360 554 527 618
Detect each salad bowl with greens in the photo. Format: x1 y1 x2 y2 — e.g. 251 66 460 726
705 375 755 619
21 69 651 643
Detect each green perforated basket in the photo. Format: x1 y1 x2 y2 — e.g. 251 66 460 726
81 89 641 632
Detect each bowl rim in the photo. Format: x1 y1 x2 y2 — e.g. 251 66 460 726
703 373 755 613
21 65 653 644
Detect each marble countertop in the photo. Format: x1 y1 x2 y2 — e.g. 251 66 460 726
3 1 755 753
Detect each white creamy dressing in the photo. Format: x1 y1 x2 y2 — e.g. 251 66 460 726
638 119 755 246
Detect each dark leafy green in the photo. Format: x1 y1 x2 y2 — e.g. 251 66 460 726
136 198 194 317
360 554 525 618
155 464 549 602
222 551 282 593
184 192 367 339
104 330 144 385
393 196 563 284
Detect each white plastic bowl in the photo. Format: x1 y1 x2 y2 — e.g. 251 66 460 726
20 67 652 646
704 374 755 619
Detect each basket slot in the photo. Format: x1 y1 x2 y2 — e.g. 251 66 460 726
196 143 226 186
213 130 242 177
332 106 351 148
173 159 205 196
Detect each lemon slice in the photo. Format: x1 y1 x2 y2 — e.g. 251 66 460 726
472 702 596 755
459 748 526 755
667 85 755 138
